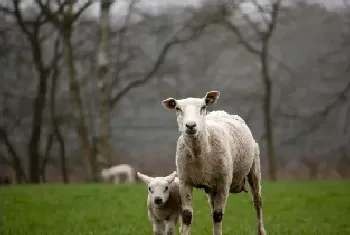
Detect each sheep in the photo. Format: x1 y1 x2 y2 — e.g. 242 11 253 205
137 171 182 235
161 91 266 235
101 164 135 184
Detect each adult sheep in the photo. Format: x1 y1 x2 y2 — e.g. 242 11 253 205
162 91 266 235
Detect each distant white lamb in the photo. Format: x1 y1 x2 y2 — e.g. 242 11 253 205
101 164 135 184
162 91 266 235
137 171 182 235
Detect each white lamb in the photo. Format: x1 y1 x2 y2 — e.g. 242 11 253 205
162 91 266 235
101 164 135 184
137 171 182 235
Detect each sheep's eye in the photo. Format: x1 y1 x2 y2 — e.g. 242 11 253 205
200 106 206 113
175 107 182 112
148 187 153 193
164 186 168 191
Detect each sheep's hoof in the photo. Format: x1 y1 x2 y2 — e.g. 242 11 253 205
230 178 248 194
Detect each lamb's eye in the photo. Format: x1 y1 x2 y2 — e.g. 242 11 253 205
148 187 153 193
175 107 182 112
201 106 206 112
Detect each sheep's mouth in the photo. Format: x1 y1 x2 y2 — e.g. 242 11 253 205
185 129 198 136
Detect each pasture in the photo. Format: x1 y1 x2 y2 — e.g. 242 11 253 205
1 181 350 235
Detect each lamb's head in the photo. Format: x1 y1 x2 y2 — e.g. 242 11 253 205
162 91 220 137
137 171 177 206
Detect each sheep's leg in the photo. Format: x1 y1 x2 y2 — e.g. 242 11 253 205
152 219 165 235
247 161 267 235
165 220 177 235
114 175 120 184
179 182 193 235
206 192 214 214
178 215 183 235
209 186 230 235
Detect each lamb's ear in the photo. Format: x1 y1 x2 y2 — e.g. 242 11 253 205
162 98 177 110
165 171 177 184
137 172 152 184
204 91 220 105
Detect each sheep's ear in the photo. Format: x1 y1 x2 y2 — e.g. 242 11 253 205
165 171 177 184
162 98 177 110
204 91 220 105
137 172 152 184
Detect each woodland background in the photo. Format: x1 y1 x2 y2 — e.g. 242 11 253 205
1 0 349 183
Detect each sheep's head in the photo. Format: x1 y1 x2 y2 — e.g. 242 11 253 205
137 171 177 206
162 91 220 137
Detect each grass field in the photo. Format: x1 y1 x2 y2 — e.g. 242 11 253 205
1 181 350 235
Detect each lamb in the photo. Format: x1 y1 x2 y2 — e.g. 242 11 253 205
101 164 135 184
137 171 182 235
161 91 266 235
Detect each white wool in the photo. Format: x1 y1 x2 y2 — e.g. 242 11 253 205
162 91 267 235
137 171 182 235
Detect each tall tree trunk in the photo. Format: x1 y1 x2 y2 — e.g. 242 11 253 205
41 133 53 183
50 58 69 183
261 40 277 181
97 0 113 169
62 28 92 181
28 71 48 183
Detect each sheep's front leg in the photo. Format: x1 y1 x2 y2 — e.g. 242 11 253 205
209 186 230 235
179 182 193 235
165 220 177 235
151 219 165 235
247 161 267 235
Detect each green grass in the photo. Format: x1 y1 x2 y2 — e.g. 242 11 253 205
1 181 350 235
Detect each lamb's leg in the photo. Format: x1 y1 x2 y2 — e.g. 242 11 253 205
179 182 193 235
209 186 230 235
165 220 176 235
152 219 165 235
247 160 267 235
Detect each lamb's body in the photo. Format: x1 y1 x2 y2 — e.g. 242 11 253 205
137 171 182 235
147 177 182 235
162 91 266 235
176 111 254 192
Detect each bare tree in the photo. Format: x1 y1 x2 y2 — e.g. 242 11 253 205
96 0 114 169
35 0 95 180
0 0 63 183
205 0 282 180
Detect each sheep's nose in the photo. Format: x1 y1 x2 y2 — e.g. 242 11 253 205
185 122 197 129
154 197 163 205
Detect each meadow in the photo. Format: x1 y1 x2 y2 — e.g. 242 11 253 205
1 181 350 235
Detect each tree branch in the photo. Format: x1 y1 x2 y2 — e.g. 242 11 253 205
109 25 207 107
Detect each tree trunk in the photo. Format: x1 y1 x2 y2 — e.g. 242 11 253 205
50 51 69 184
0 128 27 183
91 136 99 182
28 71 48 183
62 28 92 181
97 0 113 169
261 40 277 181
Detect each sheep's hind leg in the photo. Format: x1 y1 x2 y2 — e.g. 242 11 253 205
247 160 267 235
209 186 230 235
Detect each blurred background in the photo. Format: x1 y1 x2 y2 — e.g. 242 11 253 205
0 0 349 184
